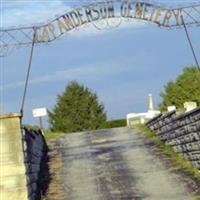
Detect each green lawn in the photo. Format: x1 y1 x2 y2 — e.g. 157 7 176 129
43 118 127 141
43 131 64 141
136 125 200 183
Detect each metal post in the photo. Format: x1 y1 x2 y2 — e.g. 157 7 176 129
20 28 36 117
181 15 200 72
39 117 43 130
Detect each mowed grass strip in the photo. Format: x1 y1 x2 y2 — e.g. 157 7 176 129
44 131 64 141
136 125 200 183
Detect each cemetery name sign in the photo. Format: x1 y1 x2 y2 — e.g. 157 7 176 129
35 0 183 43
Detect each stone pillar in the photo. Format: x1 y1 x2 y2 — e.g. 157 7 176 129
0 114 28 200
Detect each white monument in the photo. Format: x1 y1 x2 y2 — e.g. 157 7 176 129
126 94 160 127
148 94 154 111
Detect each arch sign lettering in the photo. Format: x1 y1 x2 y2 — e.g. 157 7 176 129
0 0 200 116
0 0 200 55
35 0 184 43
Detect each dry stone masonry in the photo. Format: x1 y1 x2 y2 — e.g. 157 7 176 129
146 107 200 169
23 128 49 200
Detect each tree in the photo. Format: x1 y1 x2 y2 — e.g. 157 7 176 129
48 81 107 132
159 66 200 111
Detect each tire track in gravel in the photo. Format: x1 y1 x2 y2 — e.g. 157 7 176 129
58 132 100 200
85 129 143 200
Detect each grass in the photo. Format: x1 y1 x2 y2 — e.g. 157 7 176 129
102 119 127 129
43 119 127 141
43 131 64 141
136 124 200 183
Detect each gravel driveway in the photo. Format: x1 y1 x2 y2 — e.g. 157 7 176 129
48 127 196 200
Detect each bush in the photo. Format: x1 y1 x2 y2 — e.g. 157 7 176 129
103 119 126 128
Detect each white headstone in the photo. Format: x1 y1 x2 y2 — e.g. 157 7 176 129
184 102 197 112
167 106 176 112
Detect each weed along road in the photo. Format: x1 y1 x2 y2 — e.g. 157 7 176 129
48 127 196 200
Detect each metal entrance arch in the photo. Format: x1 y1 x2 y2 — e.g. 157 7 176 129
1 0 200 118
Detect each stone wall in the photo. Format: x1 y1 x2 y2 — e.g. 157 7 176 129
0 114 49 200
23 128 49 200
146 108 200 169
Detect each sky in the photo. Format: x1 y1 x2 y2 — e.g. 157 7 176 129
1 0 200 128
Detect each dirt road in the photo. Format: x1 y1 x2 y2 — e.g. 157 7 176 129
48 127 197 200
